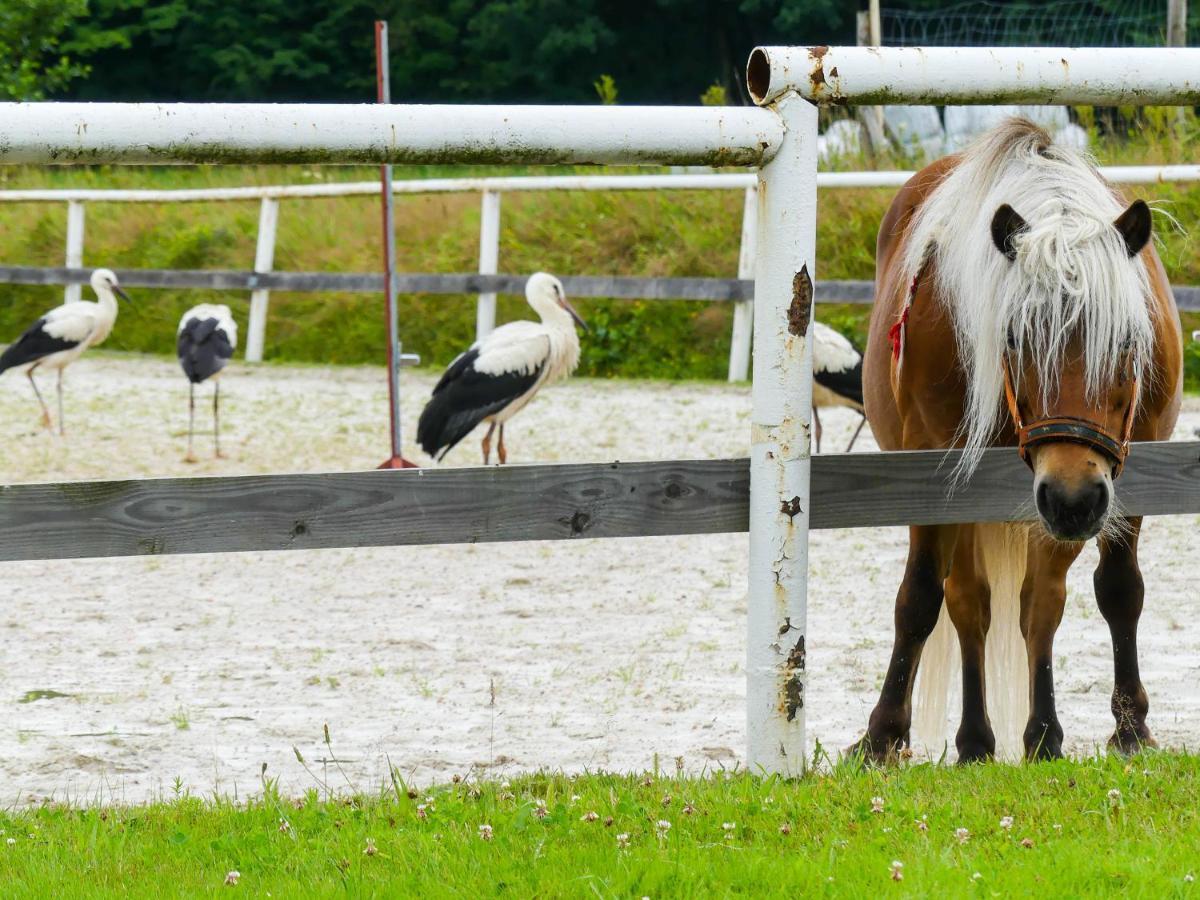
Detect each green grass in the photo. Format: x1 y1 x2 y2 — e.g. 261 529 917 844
5 752 1200 896
0 112 1197 383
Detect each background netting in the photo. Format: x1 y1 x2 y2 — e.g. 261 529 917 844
882 0 1171 48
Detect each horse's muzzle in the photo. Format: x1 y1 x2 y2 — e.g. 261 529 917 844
1034 475 1111 542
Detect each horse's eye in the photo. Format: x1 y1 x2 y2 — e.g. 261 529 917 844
1006 328 1017 351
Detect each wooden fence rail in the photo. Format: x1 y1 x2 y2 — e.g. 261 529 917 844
2 440 1196 563
2 266 1199 310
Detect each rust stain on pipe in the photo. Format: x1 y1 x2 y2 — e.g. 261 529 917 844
808 46 830 96
788 265 813 336
782 634 806 720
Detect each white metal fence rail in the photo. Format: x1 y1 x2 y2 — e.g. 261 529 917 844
1 46 1198 775
6 164 1198 376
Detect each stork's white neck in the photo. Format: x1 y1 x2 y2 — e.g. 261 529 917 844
91 284 118 318
535 302 576 334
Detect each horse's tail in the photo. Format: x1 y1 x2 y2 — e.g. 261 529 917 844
913 523 1030 761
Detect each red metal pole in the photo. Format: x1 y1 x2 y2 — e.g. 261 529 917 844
375 20 416 469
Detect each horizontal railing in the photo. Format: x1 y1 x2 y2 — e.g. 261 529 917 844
1 441 1195 563
2 165 1197 204
5 266 1199 311
6 164 1197 374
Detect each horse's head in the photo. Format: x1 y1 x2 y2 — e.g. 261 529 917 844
991 198 1152 542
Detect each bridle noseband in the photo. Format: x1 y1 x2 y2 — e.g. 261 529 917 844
1001 353 1138 478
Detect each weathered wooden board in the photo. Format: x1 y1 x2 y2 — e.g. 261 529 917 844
0 442 1196 562
0 267 1195 309
0 266 753 300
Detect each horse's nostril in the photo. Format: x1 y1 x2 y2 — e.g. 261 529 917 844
1035 481 1052 518
1085 480 1109 518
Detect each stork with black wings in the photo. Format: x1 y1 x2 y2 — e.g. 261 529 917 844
812 321 868 453
177 303 237 462
0 268 129 434
418 272 586 465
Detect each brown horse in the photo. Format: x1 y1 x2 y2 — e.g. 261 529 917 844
853 119 1182 763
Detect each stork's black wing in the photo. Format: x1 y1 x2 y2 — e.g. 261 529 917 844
417 347 543 460
0 317 80 375
177 317 235 384
814 359 864 407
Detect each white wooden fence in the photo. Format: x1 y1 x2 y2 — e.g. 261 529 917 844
6 164 1198 379
1 46 1198 775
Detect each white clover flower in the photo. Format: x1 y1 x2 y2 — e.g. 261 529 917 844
955 827 970 844
999 816 1014 830
890 860 904 882
871 796 885 813
478 824 494 841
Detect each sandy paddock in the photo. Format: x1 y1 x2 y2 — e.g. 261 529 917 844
0 353 1197 804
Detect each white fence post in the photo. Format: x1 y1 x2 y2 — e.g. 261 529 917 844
64 200 85 304
746 93 818 776
727 185 758 381
475 189 501 340
245 197 279 362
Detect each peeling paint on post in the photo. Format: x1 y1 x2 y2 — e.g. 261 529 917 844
746 92 818 776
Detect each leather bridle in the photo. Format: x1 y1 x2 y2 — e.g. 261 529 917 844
1001 352 1138 478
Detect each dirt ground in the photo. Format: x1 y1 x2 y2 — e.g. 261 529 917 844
0 352 1197 805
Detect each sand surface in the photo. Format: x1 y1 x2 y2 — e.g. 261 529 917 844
0 353 1198 805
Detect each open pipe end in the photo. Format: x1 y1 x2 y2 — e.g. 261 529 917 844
747 48 772 106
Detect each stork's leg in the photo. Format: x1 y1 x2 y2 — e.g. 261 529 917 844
184 383 197 463
213 381 225 458
498 424 507 466
56 369 65 436
812 407 823 454
481 422 496 465
846 413 867 452
26 364 51 430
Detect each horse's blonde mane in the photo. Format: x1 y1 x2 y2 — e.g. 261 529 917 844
901 118 1154 478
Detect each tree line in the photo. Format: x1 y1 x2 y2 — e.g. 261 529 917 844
4 0 950 105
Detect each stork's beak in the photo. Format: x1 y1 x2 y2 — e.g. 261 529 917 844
113 284 131 303
560 298 588 332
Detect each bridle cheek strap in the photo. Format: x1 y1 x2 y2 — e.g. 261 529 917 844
1001 355 1138 478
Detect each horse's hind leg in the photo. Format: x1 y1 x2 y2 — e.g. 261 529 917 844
944 526 994 763
849 523 957 762
1020 536 1081 760
1095 517 1155 754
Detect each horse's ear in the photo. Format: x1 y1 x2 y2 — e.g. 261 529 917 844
990 204 1027 261
1114 199 1152 257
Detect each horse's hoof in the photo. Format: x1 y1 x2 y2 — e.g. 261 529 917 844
1023 725 1065 761
845 735 903 767
1024 741 1064 762
955 744 995 765
1108 730 1157 757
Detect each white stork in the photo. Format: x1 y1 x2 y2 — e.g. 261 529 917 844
0 268 129 434
177 303 238 462
418 272 586 464
811 321 867 453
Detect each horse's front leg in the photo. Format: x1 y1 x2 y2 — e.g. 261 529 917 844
943 525 994 763
1020 536 1083 760
1095 517 1155 753
850 524 957 762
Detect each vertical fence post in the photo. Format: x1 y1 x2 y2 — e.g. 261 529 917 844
64 200 85 304
746 93 819 776
475 189 501 340
728 185 758 382
245 197 279 362
1168 0 1187 47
